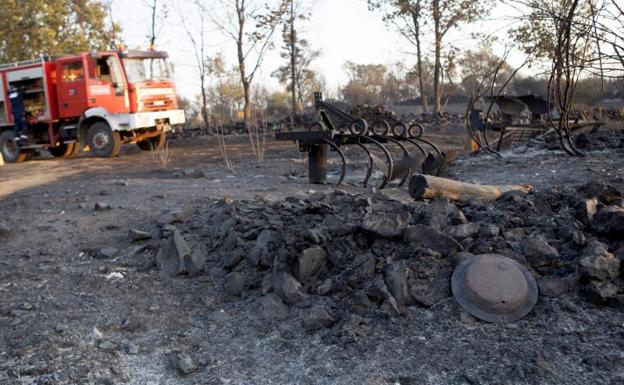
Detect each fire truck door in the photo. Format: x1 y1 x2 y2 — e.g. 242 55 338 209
87 55 129 113
56 58 88 118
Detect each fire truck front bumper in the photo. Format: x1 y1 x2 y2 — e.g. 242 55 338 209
126 110 186 129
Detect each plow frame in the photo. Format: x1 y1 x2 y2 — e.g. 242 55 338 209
276 93 453 189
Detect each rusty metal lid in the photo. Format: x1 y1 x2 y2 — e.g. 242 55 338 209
451 254 538 323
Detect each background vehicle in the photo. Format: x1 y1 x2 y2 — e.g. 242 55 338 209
0 50 185 162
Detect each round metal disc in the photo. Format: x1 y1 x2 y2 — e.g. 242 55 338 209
451 254 538 323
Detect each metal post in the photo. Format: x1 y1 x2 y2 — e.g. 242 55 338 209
308 144 328 184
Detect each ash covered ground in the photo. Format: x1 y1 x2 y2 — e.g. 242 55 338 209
0 128 623 385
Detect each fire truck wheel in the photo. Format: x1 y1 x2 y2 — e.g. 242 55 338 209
137 130 166 151
49 143 79 158
0 131 30 163
87 122 121 158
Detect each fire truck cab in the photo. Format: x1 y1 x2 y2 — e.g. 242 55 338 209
0 50 185 162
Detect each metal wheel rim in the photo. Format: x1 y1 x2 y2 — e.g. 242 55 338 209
93 132 110 150
392 123 407 137
350 118 368 136
408 123 424 138
2 137 17 157
373 121 389 136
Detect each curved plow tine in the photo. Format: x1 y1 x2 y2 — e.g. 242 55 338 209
403 137 427 157
356 142 374 187
363 136 393 189
435 149 457 176
384 137 414 187
322 139 347 186
421 153 439 175
413 136 448 176
391 156 423 186
413 136 442 156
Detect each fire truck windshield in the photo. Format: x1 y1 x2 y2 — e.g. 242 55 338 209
122 57 171 82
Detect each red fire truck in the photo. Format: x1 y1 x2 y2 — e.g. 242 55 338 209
0 50 185 162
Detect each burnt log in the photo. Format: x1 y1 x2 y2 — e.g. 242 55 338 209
409 174 533 203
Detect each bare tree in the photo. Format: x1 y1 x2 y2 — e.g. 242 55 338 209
210 0 288 160
178 1 211 136
465 48 527 156
510 0 603 155
368 0 430 113
369 0 493 114
430 0 493 113
207 54 245 125
604 0 624 68
580 0 624 72
143 0 169 49
459 44 516 95
207 54 235 169
101 0 124 51
286 0 298 116
546 0 595 156
272 0 319 117
341 62 403 106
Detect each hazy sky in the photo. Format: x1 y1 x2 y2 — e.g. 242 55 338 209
112 0 525 100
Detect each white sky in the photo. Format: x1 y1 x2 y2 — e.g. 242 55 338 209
111 0 528 100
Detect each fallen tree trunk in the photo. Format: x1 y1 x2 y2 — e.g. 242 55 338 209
409 174 533 202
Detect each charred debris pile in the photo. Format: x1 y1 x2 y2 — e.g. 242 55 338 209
153 179 624 326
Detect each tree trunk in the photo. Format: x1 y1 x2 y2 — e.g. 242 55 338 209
216 80 231 169
200 81 209 135
432 0 442 114
199 33 209 135
148 0 157 75
149 0 157 48
235 0 257 157
242 78 255 156
289 0 297 117
412 0 429 114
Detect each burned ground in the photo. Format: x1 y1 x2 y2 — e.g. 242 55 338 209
0 128 623 385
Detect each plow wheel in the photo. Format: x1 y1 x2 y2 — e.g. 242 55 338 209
408 123 425 138
350 118 368 135
372 120 390 136
392 122 407 137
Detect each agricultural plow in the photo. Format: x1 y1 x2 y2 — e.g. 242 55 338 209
276 93 454 189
